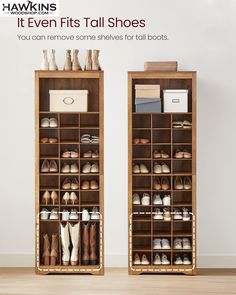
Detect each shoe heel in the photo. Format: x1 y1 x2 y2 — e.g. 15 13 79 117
43 256 50 266
50 256 57 266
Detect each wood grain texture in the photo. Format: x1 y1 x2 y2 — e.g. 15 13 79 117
0 268 236 295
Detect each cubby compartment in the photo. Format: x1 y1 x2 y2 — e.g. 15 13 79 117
133 160 151 174
40 190 60 205
153 222 171 236
172 113 192 124
132 237 151 251
152 145 171 159
152 130 171 144
60 129 79 143
133 145 151 159
173 221 192 236
132 176 151 190
40 129 58 140
60 113 79 128
132 114 151 128
133 221 151 236
173 160 192 174
80 144 99 158
173 191 192 206
80 113 99 128
40 175 58 190
153 251 172 265
133 130 151 144
80 191 99 206
172 129 192 144
40 144 58 158
60 159 80 174
60 144 80 158
152 114 171 129
60 191 80 205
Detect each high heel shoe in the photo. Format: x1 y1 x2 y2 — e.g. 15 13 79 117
51 191 58 205
42 190 50 205
70 192 78 205
62 192 70 204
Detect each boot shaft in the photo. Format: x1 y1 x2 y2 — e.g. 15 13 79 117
89 223 97 262
43 234 50 256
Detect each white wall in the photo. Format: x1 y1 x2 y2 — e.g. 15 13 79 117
0 0 236 267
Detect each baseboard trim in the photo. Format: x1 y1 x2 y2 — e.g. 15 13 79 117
0 254 236 268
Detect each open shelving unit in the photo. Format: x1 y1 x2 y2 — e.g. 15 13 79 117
128 71 196 275
35 71 104 275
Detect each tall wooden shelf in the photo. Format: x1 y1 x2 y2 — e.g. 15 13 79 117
128 71 196 275
35 71 104 275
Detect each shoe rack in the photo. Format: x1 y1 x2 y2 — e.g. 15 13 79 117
35 71 104 275
128 71 196 275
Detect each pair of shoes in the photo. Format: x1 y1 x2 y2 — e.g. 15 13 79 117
82 162 99 173
153 207 171 220
41 117 58 128
153 238 170 250
84 49 101 71
153 177 170 190
153 194 171 206
40 137 58 143
175 177 192 190
133 253 149 265
62 178 79 190
132 193 150 205
81 222 98 265
41 160 58 173
82 207 100 221
61 163 79 173
173 208 191 221
62 209 79 221
153 150 169 159
42 234 58 266
61 222 80 265
40 208 59 220
154 253 170 265
82 150 99 158
133 138 150 144
41 191 58 205
174 254 191 265
62 192 78 205
62 150 79 158
172 120 192 129
174 149 191 159
153 162 170 174
81 134 99 144
133 164 149 174
174 238 192 249
81 180 99 190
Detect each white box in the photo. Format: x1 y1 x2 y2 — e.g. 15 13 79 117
163 89 188 112
49 90 88 112
135 84 160 98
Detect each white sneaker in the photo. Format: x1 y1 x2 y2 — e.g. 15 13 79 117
153 163 162 174
40 208 50 220
183 254 191 265
162 238 171 249
153 194 162 205
174 238 182 249
153 238 162 249
161 162 170 173
182 238 191 249
140 164 149 174
141 193 150 205
91 207 100 220
70 163 79 173
141 254 149 265
82 208 90 221
161 254 170 265
61 209 70 221
40 118 50 128
70 209 79 220
173 209 182 220
49 118 58 128
182 208 191 221
133 253 141 265
162 194 171 206
174 255 183 265
132 193 141 205
153 253 161 265
153 208 163 220
49 208 59 220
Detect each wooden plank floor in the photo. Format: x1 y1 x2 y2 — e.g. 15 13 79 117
0 268 236 295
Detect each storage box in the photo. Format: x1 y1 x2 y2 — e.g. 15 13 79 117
163 89 188 112
135 84 160 99
135 98 162 113
144 61 177 72
49 90 88 112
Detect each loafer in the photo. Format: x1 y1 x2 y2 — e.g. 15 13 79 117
70 150 79 158
62 150 71 158
90 180 99 190
81 180 90 190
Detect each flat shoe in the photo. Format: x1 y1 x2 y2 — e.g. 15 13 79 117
153 178 161 190
41 118 50 128
70 150 79 158
82 162 91 173
174 149 184 159
161 150 169 159
183 120 192 129
71 178 79 190
133 138 140 144
83 151 92 158
175 176 184 190
161 177 170 190
153 150 161 159
91 163 99 173
49 160 58 173
153 163 162 174
62 178 71 190
92 150 99 158
133 164 140 174
172 121 183 128
41 160 50 173
140 164 149 173
183 150 191 159
140 138 149 144
161 162 170 173
81 180 90 190
90 180 99 190
49 118 58 128
49 137 58 143
184 177 192 190
40 137 49 143
62 150 71 158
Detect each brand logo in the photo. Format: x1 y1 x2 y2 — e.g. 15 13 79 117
0 0 59 17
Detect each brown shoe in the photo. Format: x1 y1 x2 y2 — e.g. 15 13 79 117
42 234 50 265
62 178 71 190
41 160 50 173
81 180 90 190
90 180 99 190
82 223 90 265
89 223 97 265
50 234 58 266
161 177 170 190
40 137 49 143
49 160 58 173
175 176 184 190
153 178 161 190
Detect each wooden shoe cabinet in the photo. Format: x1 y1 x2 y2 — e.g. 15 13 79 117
35 71 104 275
128 71 196 275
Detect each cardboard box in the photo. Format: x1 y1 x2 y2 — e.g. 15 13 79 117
144 61 177 72
135 84 160 98
49 90 88 112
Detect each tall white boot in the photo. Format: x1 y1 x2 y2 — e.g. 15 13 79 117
49 49 58 71
69 222 80 265
60 222 70 266
40 49 49 70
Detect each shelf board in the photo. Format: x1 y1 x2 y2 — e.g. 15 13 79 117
173 232 192 237
173 203 192 207
132 246 152 252
132 231 152 237
132 112 192 115
153 232 172 237
39 112 99 114
173 249 192 252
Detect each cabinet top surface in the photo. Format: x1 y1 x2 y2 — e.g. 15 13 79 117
35 70 104 78
128 71 196 78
